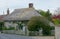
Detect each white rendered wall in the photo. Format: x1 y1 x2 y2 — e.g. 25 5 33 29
4 22 18 29
55 26 60 39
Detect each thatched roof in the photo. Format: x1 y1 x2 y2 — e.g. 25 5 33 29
3 8 41 21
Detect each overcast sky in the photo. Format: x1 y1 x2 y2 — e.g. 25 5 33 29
0 0 60 15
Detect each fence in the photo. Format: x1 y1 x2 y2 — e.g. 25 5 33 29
2 30 26 35
2 30 55 36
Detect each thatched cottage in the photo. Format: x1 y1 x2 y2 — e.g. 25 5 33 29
0 3 54 32
2 3 41 30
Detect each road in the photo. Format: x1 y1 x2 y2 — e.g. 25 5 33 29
0 33 54 39
0 33 34 39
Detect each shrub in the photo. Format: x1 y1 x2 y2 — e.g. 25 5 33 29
7 27 15 30
27 16 51 36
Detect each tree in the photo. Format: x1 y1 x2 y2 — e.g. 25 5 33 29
52 8 60 24
38 10 46 17
38 9 52 21
27 16 51 36
55 8 60 15
45 9 52 21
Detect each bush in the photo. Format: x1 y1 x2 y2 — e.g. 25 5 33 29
42 26 51 36
2 26 8 30
27 16 51 36
7 27 15 30
0 22 4 31
50 26 55 30
2 26 15 30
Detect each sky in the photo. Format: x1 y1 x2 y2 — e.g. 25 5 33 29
0 0 60 15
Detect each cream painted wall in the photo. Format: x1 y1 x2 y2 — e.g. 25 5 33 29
55 26 60 39
4 22 18 29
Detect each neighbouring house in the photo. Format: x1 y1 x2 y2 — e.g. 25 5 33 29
0 15 6 22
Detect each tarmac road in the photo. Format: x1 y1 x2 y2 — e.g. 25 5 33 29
0 33 34 39
0 33 54 39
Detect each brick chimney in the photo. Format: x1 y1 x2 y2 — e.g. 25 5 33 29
7 8 9 15
29 3 33 8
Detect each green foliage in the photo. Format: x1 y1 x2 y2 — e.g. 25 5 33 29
52 19 60 25
42 25 51 36
2 26 7 30
2 26 15 30
0 22 4 30
7 27 15 30
38 10 46 17
27 16 41 31
38 9 52 21
27 16 51 36
50 26 55 30
45 9 52 21
17 22 23 30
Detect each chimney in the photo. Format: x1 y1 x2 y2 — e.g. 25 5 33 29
29 3 33 8
7 8 9 15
